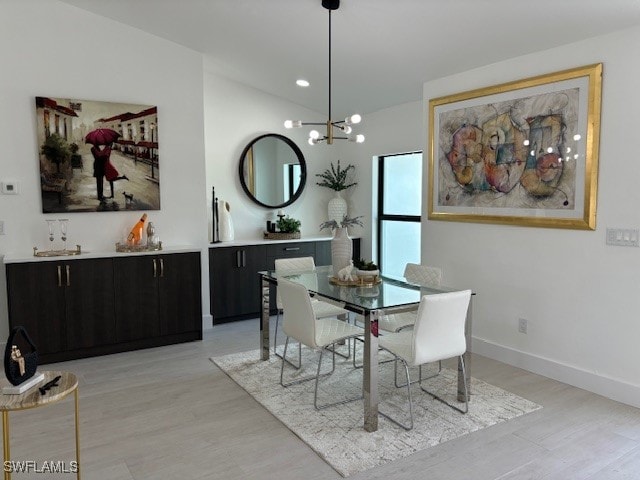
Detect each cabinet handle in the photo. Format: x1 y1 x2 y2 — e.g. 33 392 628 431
284 247 300 251
66 265 71 287
160 258 164 277
236 250 241 268
242 250 246 267
153 258 157 278
57 265 62 287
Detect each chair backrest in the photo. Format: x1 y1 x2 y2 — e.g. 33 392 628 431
411 290 471 365
404 263 442 287
275 256 316 310
278 278 318 348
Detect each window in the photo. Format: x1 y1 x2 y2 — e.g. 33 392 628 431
377 152 422 278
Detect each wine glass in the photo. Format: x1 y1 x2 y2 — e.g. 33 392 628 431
46 220 56 252
59 219 69 251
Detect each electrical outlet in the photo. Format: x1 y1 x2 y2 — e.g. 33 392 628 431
518 318 527 334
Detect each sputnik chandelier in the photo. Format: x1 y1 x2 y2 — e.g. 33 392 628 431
284 0 365 145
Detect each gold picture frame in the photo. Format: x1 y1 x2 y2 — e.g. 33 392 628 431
428 63 602 230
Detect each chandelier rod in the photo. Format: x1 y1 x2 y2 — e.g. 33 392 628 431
328 8 332 123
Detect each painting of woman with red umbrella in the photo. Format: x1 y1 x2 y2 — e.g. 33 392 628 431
35 96 160 213
85 128 129 200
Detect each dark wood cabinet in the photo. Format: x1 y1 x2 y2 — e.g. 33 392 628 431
6 251 202 364
209 238 360 323
114 255 161 341
6 258 116 358
209 245 268 322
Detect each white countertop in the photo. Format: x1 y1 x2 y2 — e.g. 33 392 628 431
3 245 201 264
208 236 337 248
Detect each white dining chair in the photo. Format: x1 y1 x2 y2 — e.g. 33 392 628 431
274 256 350 368
278 278 364 410
378 263 442 333
352 263 443 369
378 289 472 430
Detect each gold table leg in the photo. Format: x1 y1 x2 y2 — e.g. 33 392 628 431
74 388 80 480
3 411 10 480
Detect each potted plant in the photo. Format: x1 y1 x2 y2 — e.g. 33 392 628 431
277 215 301 234
354 257 380 280
316 160 357 222
320 215 363 277
315 160 357 191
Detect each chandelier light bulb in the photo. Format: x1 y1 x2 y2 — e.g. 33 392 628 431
345 114 361 125
342 125 352 134
296 79 310 87
309 129 320 140
356 134 365 143
284 120 302 129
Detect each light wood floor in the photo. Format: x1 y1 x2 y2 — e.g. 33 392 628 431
9 319 640 479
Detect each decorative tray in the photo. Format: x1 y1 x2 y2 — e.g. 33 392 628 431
329 276 381 287
115 242 163 253
33 245 82 257
263 231 301 240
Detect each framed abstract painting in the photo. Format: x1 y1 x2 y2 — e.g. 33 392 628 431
428 64 602 229
35 97 160 213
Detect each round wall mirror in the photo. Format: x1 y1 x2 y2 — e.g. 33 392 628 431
239 133 307 208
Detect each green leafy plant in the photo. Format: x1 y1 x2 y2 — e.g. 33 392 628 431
41 133 71 172
277 216 301 233
319 215 364 231
315 160 357 192
354 258 379 271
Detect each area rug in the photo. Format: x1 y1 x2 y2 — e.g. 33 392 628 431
211 348 541 477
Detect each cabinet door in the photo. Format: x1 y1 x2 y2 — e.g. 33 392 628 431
6 262 66 355
314 240 332 266
113 256 160 341
210 246 267 321
158 252 202 336
64 258 117 349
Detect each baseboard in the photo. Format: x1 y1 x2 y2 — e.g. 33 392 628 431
202 314 214 331
472 336 640 409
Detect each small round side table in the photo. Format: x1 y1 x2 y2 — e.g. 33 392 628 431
0 371 80 480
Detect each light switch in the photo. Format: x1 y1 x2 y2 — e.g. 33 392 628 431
1 182 18 194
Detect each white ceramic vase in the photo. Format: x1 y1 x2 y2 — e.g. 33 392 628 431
327 191 347 223
331 227 352 277
219 199 234 242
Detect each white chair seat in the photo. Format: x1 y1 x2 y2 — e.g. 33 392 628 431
378 330 414 363
378 311 417 333
315 317 363 346
312 300 349 319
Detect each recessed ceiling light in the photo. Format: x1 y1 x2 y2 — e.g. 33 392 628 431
296 79 310 87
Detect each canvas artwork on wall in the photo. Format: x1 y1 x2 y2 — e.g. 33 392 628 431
35 97 160 213
428 64 601 230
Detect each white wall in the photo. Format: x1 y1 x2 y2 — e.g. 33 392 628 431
0 1 208 336
203 70 346 240
423 26 640 407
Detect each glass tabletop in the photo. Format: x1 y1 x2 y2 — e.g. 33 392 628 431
261 265 459 313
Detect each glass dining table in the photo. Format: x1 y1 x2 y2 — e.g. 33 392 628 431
258 265 473 432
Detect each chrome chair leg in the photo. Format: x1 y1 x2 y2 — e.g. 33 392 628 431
419 355 469 414
280 337 334 388
274 310 302 369
314 339 363 410
394 361 442 388
379 357 413 430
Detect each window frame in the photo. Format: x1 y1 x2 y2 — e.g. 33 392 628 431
376 151 422 274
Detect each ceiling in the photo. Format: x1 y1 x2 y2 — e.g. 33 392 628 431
59 0 640 119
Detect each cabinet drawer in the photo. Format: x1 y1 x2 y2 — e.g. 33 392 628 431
266 242 315 260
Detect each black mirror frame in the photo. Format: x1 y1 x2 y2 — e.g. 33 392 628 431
238 133 307 209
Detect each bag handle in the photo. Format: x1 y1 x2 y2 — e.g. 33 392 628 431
6 326 37 353
4 326 38 385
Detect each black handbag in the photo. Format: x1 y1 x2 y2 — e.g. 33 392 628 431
4 326 38 386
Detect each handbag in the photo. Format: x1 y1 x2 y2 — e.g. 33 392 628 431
4 326 38 386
